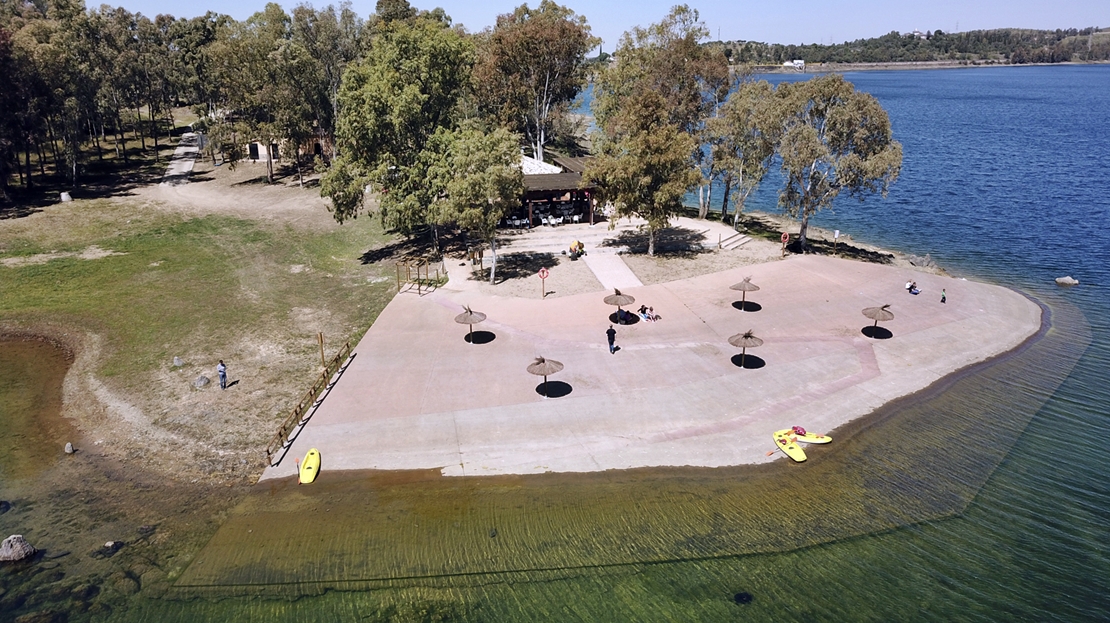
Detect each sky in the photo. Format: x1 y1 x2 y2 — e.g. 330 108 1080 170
115 0 1108 50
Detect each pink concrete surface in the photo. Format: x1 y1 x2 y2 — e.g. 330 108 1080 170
262 255 1041 480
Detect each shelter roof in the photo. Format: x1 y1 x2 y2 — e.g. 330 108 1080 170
523 172 594 192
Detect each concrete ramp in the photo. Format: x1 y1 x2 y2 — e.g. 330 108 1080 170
582 253 643 290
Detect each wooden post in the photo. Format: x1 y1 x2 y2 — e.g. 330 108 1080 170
318 332 326 369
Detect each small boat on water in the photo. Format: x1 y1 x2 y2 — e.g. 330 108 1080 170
299 448 320 484
772 429 807 462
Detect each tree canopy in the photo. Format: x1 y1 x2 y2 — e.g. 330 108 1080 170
321 13 473 231
773 74 903 248
471 1 596 162
587 5 725 255
433 124 524 283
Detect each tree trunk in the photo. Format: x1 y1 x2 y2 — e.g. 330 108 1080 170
648 226 656 257
149 105 159 158
265 145 274 184
697 185 708 219
798 212 810 251
135 106 145 151
296 146 303 187
23 144 32 188
91 117 103 161
720 175 731 223
488 236 498 284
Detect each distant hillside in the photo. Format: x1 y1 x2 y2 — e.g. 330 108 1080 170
710 27 1110 66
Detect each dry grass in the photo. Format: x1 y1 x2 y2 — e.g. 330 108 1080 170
0 158 394 484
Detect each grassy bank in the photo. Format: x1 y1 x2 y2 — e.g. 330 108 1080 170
0 190 396 482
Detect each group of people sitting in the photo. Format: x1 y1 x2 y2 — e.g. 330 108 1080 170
638 305 660 322
905 280 920 295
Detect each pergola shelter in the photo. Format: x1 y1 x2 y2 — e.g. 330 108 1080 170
509 156 598 228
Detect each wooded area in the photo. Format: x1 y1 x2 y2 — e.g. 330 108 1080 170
29 0 1110 260
716 27 1110 66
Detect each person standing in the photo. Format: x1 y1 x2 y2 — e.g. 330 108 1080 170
941 289 947 304
606 325 617 354
217 360 227 390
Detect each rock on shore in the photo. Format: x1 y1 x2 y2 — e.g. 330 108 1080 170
0 535 36 562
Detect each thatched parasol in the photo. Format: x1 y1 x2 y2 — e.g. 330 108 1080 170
729 276 760 306
728 329 764 368
527 356 564 397
454 305 487 341
603 288 636 324
861 304 895 328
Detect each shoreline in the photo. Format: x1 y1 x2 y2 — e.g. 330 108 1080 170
748 60 1110 73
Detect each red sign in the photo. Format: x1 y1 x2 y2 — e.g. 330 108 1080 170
538 267 549 279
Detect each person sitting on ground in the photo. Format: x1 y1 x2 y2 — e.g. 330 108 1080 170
638 305 650 321
910 281 920 295
905 280 914 293
647 306 659 322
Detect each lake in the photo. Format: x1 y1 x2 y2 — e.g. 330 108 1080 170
2 65 1109 621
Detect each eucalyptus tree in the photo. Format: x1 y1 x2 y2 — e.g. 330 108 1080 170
472 1 596 162
584 89 700 256
587 5 723 253
291 2 363 160
321 12 474 235
708 79 781 225
432 125 525 284
774 74 903 249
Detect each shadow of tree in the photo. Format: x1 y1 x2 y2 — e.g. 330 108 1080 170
473 251 560 282
599 225 712 256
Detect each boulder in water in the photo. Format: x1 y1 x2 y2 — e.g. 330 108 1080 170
0 535 37 562
194 375 210 388
1055 276 1079 286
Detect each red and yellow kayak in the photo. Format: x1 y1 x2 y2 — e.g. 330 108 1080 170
772 429 806 462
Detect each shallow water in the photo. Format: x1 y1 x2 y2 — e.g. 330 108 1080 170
3 66 1110 621
0 338 74 480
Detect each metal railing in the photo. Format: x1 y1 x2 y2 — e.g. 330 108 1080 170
265 339 352 464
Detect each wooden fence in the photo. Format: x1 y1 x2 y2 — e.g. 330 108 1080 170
265 339 352 464
396 257 447 293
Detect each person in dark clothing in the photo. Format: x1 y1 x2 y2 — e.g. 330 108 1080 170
606 325 617 354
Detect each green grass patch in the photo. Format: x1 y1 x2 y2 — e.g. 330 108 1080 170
0 200 394 392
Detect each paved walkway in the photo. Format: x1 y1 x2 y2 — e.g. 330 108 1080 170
160 132 200 186
581 253 642 289
262 255 1041 481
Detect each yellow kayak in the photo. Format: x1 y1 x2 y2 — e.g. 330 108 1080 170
772 429 807 462
299 448 321 484
790 426 832 444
